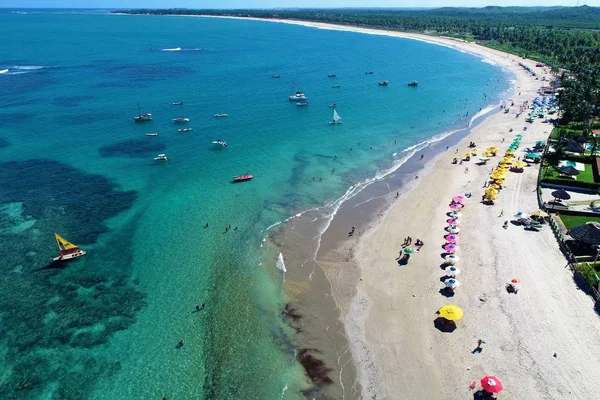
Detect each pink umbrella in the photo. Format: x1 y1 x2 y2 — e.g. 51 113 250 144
443 244 459 253
480 376 503 394
446 219 460 225
445 234 460 243
452 195 466 203
449 203 464 210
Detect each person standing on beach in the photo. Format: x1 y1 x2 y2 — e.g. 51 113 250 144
499 209 504 217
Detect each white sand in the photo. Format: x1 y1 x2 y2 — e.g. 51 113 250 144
144 14 600 398
208 17 600 399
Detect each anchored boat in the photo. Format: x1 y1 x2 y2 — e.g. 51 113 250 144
408 80 418 87
212 139 227 147
133 103 152 122
378 81 389 86
173 117 190 123
233 174 254 182
53 233 86 261
154 153 168 161
146 133 159 136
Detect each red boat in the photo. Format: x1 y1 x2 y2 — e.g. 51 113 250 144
233 174 254 182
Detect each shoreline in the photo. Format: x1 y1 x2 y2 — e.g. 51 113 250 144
116 12 600 398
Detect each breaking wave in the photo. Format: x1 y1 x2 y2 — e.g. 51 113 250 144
0 65 50 76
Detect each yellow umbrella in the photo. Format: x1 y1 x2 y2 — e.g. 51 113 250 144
488 146 500 151
490 183 502 190
501 159 513 165
491 171 507 178
505 150 515 154
471 148 479 153
464 153 473 158
514 161 527 168
438 305 464 321
482 152 494 157
485 188 499 196
493 179 506 185
531 210 549 218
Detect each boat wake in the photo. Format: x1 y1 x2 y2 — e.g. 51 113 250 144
159 47 202 52
0 65 49 75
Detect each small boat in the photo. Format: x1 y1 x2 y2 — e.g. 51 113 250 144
133 103 152 122
146 133 159 136
178 128 193 132
329 103 337 108
365 71 374 75
53 233 86 261
214 113 228 118
328 74 336 78
272 74 280 78
173 117 190 123
331 84 341 88
378 81 389 86
172 101 184 106
154 153 168 161
233 174 254 182
296 102 308 107
408 81 418 87
329 109 343 125
212 139 228 147
289 91 308 101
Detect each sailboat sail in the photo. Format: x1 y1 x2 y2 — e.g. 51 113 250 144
333 110 341 122
55 233 80 255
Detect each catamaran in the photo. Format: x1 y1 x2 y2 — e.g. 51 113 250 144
133 103 152 122
173 117 190 123
329 109 343 125
178 128 193 132
154 153 168 161
212 140 227 147
289 91 308 101
214 113 228 118
53 233 86 261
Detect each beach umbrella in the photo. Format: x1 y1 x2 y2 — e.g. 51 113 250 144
464 153 473 158
564 140 585 153
449 203 464 210
444 278 460 289
485 188 499 196
446 226 461 233
489 184 502 190
480 376 503 394
444 254 459 263
482 152 494 157
445 234 460 243
505 150 515 154
551 189 570 201
568 222 600 245
514 161 527 168
448 211 462 218
493 179 505 184
510 278 521 284
443 244 459 253
484 193 498 201
437 305 463 321
452 195 466 204
470 148 478 153
515 134 523 138
403 247 416 254
479 157 491 162
446 219 460 225
445 266 461 275
535 140 546 146
501 159 513 165
558 165 580 176
531 210 549 218
525 153 540 159
488 146 499 151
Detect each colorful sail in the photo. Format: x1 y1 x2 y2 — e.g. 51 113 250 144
55 233 80 255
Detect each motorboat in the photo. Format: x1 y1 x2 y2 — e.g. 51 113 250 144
365 71 374 75
272 74 280 78
331 84 341 88
172 101 184 105
329 109 343 125
289 91 308 101
328 74 336 78
329 103 337 108
233 174 254 182
296 102 308 107
214 113 228 118
134 113 152 122
212 140 227 147
145 133 159 136
173 117 190 123
154 153 168 161
178 128 193 132
378 81 389 86
408 80 418 87
53 233 86 261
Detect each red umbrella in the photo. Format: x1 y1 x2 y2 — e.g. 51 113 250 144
480 376 503 394
452 195 466 203
446 218 460 225
445 234 460 243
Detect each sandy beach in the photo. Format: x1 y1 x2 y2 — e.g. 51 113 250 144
128 14 600 398
218 18 600 398
273 23 600 400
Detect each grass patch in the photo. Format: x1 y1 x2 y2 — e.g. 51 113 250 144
541 163 595 184
559 214 600 230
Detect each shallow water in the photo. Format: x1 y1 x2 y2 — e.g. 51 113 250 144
0 10 509 399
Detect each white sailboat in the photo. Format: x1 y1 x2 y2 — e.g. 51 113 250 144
329 109 342 125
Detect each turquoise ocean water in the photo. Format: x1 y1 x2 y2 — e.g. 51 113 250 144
0 10 509 399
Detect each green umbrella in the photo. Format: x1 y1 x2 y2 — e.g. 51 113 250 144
525 153 540 159
535 140 546 146
515 134 523 138
404 247 416 254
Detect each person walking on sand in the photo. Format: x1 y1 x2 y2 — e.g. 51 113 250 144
499 209 504 217
395 191 399 199
503 220 509 229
